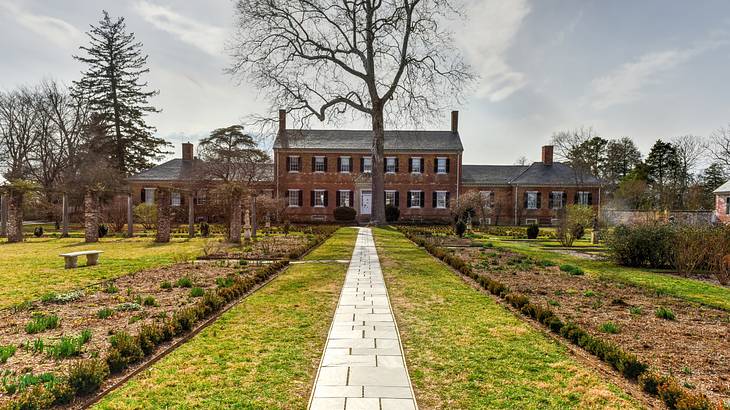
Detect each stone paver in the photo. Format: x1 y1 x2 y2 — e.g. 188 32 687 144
309 228 417 410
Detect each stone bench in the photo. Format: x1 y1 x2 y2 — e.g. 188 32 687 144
59 251 103 269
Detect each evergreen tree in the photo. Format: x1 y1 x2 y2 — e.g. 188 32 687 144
73 10 167 175
645 140 681 209
604 137 642 186
700 163 728 208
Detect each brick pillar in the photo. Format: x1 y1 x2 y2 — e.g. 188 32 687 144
156 188 171 243
229 194 242 243
6 190 24 243
84 191 100 243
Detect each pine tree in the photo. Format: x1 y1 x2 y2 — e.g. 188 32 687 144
646 140 681 209
700 163 728 208
73 10 168 175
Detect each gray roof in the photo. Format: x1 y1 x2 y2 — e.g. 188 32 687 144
462 165 527 185
714 180 730 193
274 129 463 152
462 162 600 187
128 159 274 183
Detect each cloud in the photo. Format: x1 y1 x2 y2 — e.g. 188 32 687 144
456 0 531 102
133 1 225 57
0 0 82 48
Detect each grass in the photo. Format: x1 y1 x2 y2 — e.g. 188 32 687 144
599 322 620 334
487 239 730 312
374 227 638 409
0 236 209 308
303 227 358 260
94 229 355 409
655 306 676 320
25 314 60 334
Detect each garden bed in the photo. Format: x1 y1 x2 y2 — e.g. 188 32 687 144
460 244 730 403
197 234 310 260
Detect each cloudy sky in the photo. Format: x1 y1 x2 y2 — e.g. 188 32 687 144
1 0 729 166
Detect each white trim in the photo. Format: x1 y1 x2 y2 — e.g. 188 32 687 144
410 157 423 174
408 190 423 208
385 156 397 174
435 190 447 209
526 191 539 210
525 218 538 225
288 155 301 173
436 157 448 174
287 189 301 208
313 189 326 208
313 155 326 173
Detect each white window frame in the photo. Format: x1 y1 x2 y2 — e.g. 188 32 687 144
577 191 590 206
313 189 326 207
386 157 397 174
385 190 397 206
436 157 448 174
143 188 156 205
339 156 352 173
410 157 422 174
409 190 422 208
551 218 559 226
551 191 564 209
288 156 300 173
287 189 300 208
435 191 447 209
482 217 492 225
313 156 326 173
526 191 538 210
171 191 181 207
525 218 538 225
362 156 373 173
338 190 351 207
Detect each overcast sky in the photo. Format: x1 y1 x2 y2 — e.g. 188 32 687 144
1 0 729 166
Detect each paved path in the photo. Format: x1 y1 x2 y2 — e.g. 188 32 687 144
309 228 417 410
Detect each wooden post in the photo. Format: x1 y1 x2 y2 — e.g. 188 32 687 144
0 193 6 238
252 195 257 239
155 188 171 243
127 194 134 238
188 192 195 238
61 192 69 238
84 191 99 243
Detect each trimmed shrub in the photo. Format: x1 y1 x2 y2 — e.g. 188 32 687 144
98 224 109 238
455 220 467 238
200 222 210 237
559 264 584 275
33 226 44 237
526 224 539 239
607 223 674 268
67 359 109 396
106 331 144 373
385 204 400 223
333 206 357 222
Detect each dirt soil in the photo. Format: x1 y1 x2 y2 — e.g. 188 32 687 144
201 234 309 260
459 246 730 403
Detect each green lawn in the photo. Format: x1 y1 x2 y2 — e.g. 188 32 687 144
303 226 358 260
488 238 730 312
0 236 209 308
94 231 354 409
374 228 639 409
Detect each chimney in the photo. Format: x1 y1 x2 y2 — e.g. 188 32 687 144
451 110 459 133
278 109 287 134
182 142 194 161
542 145 554 166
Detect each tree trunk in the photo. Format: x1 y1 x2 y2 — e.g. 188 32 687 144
0 193 7 238
61 193 69 238
6 190 24 243
84 191 99 243
251 195 257 239
229 194 242 243
188 192 195 238
126 194 134 238
155 188 171 243
370 105 386 225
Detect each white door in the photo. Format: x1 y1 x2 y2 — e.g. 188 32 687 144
361 191 372 215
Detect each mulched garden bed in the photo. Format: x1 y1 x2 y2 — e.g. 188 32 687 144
460 245 730 404
198 234 309 260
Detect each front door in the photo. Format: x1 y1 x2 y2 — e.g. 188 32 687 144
361 191 372 215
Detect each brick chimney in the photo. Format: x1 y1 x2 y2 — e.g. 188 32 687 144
451 111 459 133
542 145 554 166
182 142 194 161
278 109 287 134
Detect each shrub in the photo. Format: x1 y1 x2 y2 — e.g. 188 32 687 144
607 223 674 268
200 221 210 237
385 204 400 222
599 321 619 334
5 384 55 409
97 308 114 319
190 287 204 297
98 224 109 238
526 224 539 239
142 296 158 306
455 220 467 238
160 281 172 289
33 226 44 237
0 344 17 363
137 324 163 355
333 206 357 222
559 264 584 275
656 306 676 320
216 276 235 288
176 277 193 288
107 331 144 373
26 314 60 334
67 359 109 395
134 203 157 230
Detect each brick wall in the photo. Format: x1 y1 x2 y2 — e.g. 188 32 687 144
717 195 730 224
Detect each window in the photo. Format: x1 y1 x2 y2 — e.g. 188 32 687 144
726 197 730 215
551 218 560 226
287 156 300 172
313 189 327 207
410 157 422 174
171 192 181 207
386 157 397 173
339 156 352 173
313 156 326 172
577 191 591 205
195 190 207 205
550 191 564 209
287 189 301 207
362 156 372 173
480 191 494 208
144 188 155 205
408 191 423 208
338 190 351 207
385 190 398 206
482 217 492 225
435 191 448 209
526 191 538 210
436 157 448 174
525 218 538 225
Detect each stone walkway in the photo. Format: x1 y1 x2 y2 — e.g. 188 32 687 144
309 228 417 410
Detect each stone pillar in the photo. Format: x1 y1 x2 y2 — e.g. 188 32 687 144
6 190 24 243
126 194 134 238
155 188 171 243
188 192 195 238
251 196 257 239
61 193 69 238
84 191 99 243
0 193 7 238
229 194 242 243
243 210 252 241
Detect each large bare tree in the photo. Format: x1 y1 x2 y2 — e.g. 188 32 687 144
229 0 473 224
